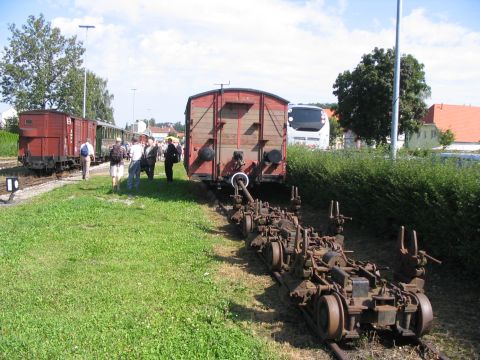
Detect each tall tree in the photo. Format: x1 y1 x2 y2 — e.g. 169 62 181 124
68 69 115 123
0 14 84 112
333 47 430 144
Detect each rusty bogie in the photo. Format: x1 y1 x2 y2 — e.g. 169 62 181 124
231 183 439 342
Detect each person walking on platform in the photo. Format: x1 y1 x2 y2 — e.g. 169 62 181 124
127 137 143 191
164 138 178 182
144 137 158 181
80 138 95 180
110 137 126 192
176 142 183 161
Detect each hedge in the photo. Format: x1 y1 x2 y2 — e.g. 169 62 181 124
0 130 19 157
287 146 480 274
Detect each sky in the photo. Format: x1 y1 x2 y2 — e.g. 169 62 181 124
0 0 479 127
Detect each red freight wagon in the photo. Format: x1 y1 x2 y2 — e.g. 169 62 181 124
184 88 288 187
18 110 96 171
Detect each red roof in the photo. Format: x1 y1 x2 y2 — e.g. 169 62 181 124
423 104 480 142
324 108 337 119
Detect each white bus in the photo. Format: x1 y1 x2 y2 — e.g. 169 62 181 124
287 104 330 150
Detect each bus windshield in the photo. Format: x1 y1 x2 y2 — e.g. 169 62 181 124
288 107 325 131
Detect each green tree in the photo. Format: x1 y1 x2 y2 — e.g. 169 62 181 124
173 121 185 132
68 69 115 123
329 115 342 147
0 14 84 112
438 129 455 149
333 47 430 144
4 116 19 134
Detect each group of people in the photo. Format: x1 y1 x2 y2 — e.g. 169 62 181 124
80 136 184 193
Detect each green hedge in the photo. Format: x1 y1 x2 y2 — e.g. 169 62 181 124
0 130 19 156
287 146 480 273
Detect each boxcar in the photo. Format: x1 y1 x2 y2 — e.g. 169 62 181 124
18 110 96 171
184 88 288 186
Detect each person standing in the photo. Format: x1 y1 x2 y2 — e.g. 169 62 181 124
110 137 126 192
176 142 183 161
127 137 143 191
144 137 158 181
80 138 95 180
164 138 178 182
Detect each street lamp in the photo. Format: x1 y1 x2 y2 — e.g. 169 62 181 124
131 88 137 124
79 24 95 118
390 0 402 160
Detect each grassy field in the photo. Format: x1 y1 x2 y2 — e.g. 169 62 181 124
0 165 276 359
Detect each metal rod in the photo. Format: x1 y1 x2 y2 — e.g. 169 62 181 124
390 0 402 160
237 179 254 204
79 25 95 118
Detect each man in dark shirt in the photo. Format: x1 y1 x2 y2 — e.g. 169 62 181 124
164 138 177 182
144 137 158 181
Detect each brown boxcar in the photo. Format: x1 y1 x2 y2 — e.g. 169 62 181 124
18 110 96 171
184 88 288 186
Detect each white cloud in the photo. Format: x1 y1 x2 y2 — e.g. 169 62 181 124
45 0 480 125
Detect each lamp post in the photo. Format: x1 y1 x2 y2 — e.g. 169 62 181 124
131 88 137 124
79 25 95 118
390 0 402 160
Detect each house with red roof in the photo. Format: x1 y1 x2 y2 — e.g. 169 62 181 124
406 104 480 151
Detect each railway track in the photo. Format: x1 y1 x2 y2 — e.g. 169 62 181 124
211 181 450 360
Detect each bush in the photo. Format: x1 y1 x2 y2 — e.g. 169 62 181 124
287 146 480 274
0 130 19 156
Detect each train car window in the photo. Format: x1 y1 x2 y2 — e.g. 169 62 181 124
25 119 32 125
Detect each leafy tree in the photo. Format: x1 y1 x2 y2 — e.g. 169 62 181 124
0 14 84 112
329 115 343 147
168 129 177 137
439 129 455 149
173 121 185 132
4 116 19 133
333 47 430 144
68 69 115 122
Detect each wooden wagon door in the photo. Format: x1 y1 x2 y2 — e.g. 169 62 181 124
219 102 258 168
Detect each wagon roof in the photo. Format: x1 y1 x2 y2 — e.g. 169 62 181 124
187 88 289 105
96 120 122 130
19 109 97 122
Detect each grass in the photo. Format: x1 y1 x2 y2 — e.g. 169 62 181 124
0 164 276 359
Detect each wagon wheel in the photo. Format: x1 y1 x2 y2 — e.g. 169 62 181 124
266 241 283 271
241 214 253 238
412 293 433 337
315 294 344 341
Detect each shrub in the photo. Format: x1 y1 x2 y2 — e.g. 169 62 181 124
0 130 19 156
287 146 480 274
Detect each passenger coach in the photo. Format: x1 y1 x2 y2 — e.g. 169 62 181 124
184 88 288 187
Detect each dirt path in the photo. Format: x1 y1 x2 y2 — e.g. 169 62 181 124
0 162 111 205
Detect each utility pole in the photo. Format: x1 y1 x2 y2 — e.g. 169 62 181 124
79 25 95 118
390 0 402 160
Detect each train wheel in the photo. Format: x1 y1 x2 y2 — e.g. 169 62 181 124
412 293 433 337
315 294 344 341
241 214 253 238
266 241 283 271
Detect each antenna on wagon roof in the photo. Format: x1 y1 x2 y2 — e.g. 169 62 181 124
214 81 230 92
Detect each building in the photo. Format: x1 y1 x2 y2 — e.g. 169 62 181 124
406 104 480 151
149 126 176 141
0 107 17 129
131 120 147 134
